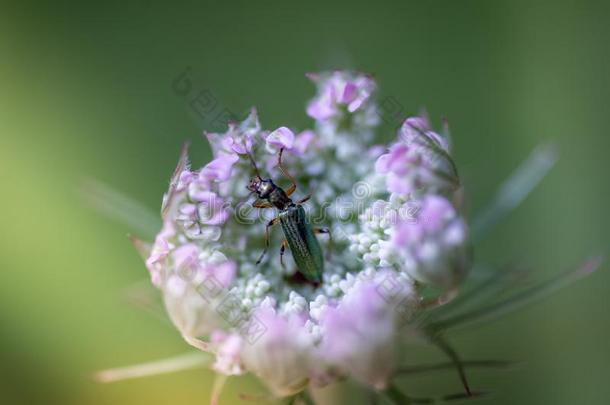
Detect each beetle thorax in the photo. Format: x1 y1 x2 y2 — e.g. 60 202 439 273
268 187 293 210
255 179 274 198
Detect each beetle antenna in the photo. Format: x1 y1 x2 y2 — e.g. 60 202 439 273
246 150 262 179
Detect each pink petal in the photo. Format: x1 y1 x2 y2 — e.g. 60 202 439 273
266 127 295 150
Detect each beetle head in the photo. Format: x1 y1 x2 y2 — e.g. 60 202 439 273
247 177 274 198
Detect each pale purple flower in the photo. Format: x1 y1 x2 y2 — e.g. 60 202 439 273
211 332 244 375
293 130 317 155
306 71 376 121
318 272 416 389
206 108 260 156
400 116 450 151
200 153 239 182
202 260 236 287
171 243 200 271
375 116 458 197
195 192 229 225
387 194 469 288
145 221 176 287
96 71 597 405
240 307 314 396
265 126 295 153
375 143 419 195
134 72 474 400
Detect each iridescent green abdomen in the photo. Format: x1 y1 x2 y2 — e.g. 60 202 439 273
279 205 323 283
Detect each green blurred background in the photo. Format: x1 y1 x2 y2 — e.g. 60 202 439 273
2 0 609 403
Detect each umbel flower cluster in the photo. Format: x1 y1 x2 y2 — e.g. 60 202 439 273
146 71 470 394
103 71 598 404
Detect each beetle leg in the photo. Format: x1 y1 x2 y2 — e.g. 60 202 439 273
252 199 273 209
279 239 288 269
256 217 280 265
285 183 297 196
295 194 311 205
314 227 332 261
278 148 297 196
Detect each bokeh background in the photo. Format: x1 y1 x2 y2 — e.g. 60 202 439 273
2 0 610 404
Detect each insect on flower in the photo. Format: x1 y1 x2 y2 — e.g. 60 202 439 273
246 148 330 285
91 71 601 405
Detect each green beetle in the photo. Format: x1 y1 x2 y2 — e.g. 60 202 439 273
246 148 330 284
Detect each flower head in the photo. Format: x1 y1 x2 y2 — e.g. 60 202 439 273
306 71 376 121
317 270 416 389
306 71 380 150
375 116 458 197
143 71 471 396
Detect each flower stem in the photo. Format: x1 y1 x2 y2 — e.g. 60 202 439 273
394 359 513 377
383 384 413 405
299 391 316 405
